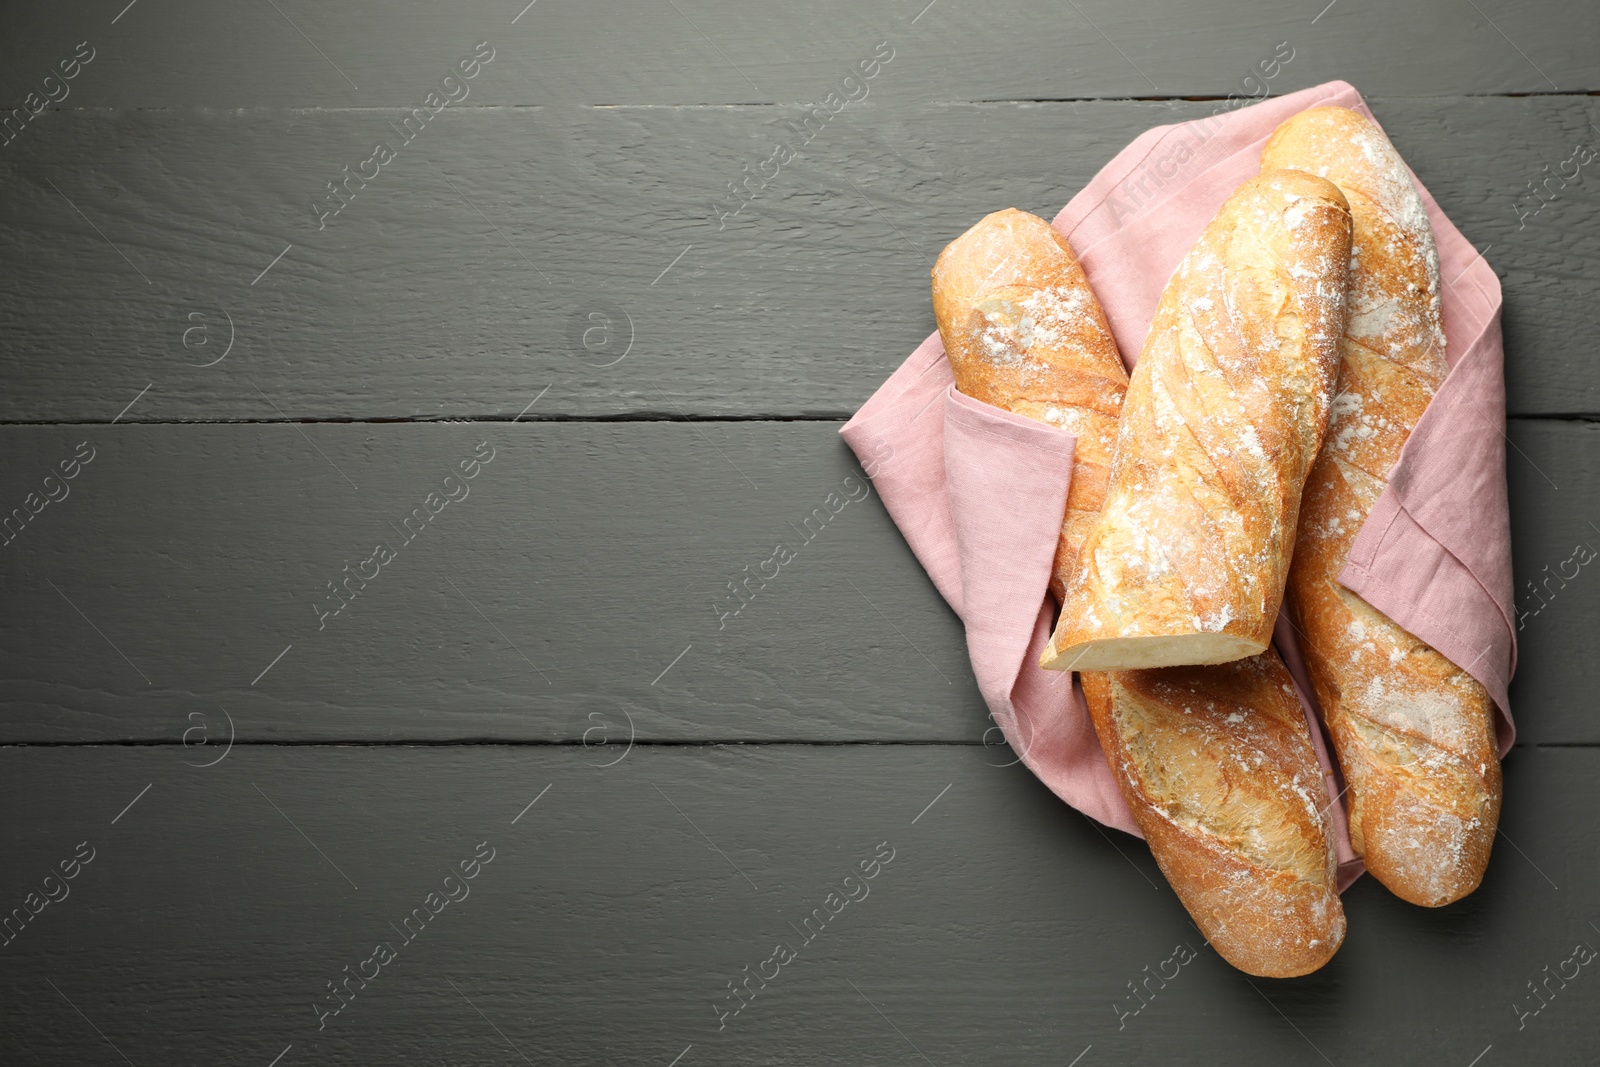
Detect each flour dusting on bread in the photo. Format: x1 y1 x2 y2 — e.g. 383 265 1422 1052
1265 105 1501 908
932 209 1130 603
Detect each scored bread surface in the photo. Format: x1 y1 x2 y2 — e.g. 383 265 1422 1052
932 205 1345 976
1082 654 1345 977
1263 105 1502 907
1044 171 1353 673
932 208 1130 602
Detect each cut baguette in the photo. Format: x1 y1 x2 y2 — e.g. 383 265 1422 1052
1082 652 1345 977
932 201 1345 977
1043 170 1352 673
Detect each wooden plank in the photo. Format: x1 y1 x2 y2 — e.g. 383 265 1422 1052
0 421 982 743
0 419 1588 744
0 743 1593 1065
1504 420 1600 745
2 0 1596 110
1 96 1597 422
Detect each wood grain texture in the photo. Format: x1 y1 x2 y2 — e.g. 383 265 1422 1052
3 3 1596 1062
0 744 1594 1066
2 0 1597 109
1503 420 1600 745
0 421 982 743
0 418 1586 744
1 97 1597 421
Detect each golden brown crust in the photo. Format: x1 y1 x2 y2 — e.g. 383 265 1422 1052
1265 105 1502 907
1043 171 1352 673
934 211 1344 975
931 208 1129 602
1083 652 1345 977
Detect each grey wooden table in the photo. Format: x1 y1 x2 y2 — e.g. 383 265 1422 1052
2 1 1597 1064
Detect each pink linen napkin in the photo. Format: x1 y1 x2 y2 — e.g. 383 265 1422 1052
840 80 1516 889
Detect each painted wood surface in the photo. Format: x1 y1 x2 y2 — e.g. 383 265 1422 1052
0 745 1593 1066
2 96 1598 421
0 419 1591 744
2 0 1597 111
2 0 1598 1064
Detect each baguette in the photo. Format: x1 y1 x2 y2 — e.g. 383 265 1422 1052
1083 652 1345 977
1041 172 1351 673
931 208 1130 603
1262 106 1502 907
933 206 1343 976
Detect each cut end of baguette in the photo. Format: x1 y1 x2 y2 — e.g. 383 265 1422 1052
1040 632 1265 673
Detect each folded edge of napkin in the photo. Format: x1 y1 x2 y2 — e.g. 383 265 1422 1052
943 385 1144 836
